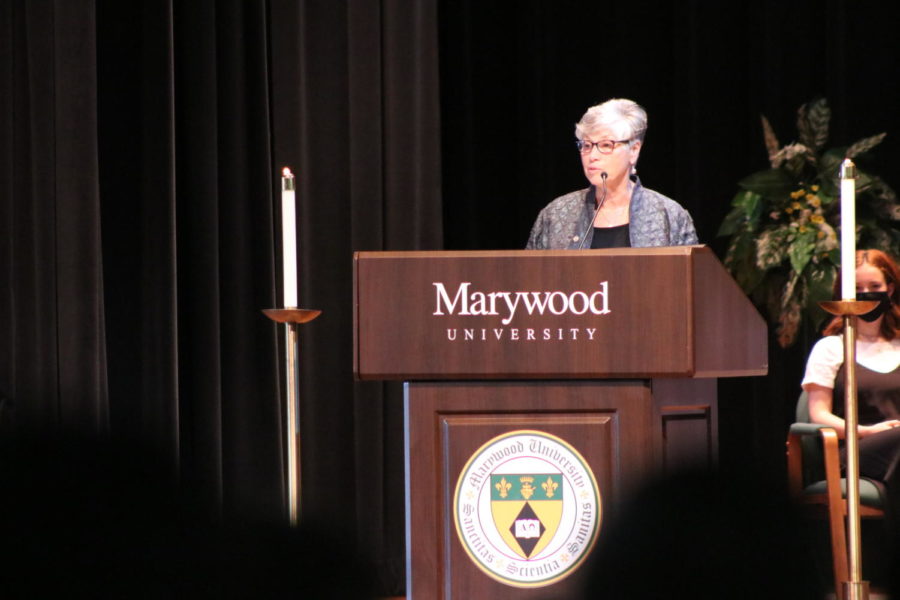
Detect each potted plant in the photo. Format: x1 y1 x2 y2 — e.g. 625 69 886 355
718 98 899 347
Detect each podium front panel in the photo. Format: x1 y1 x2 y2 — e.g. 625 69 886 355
405 381 656 599
356 248 700 379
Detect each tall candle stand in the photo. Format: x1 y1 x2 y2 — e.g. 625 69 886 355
818 300 876 600
263 307 321 526
819 156 873 600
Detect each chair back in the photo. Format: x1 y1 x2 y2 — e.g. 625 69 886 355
795 389 811 422
795 390 827 484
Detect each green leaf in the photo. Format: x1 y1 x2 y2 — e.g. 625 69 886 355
804 260 837 308
821 147 846 164
816 192 837 207
867 175 898 205
723 225 754 266
738 169 795 198
734 189 763 218
804 262 837 323
789 229 817 274
724 234 763 293
856 169 876 196
738 263 765 295
859 221 892 251
816 149 845 196
718 190 764 237
717 208 742 237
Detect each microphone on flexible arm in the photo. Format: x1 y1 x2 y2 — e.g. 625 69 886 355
577 171 608 250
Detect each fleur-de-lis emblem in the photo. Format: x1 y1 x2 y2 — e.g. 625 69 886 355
541 476 559 499
495 477 512 498
519 476 535 500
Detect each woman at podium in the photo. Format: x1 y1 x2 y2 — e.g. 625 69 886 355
802 249 900 537
526 98 698 249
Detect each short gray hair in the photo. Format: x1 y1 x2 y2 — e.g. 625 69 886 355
575 98 648 143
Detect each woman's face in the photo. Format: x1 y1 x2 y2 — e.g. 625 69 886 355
579 126 641 189
856 262 894 296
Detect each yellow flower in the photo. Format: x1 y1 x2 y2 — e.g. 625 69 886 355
807 195 821 207
799 226 808 233
817 231 825 239
785 207 794 214
811 184 820 192
790 189 805 199
791 202 802 210
810 214 825 224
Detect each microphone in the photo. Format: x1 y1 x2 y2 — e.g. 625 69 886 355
577 172 608 250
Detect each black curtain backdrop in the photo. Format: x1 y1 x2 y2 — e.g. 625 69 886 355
3 0 900 595
2 0 439 594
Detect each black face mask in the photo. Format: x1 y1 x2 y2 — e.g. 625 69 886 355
857 291 892 322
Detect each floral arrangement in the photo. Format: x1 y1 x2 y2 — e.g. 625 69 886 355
718 98 900 347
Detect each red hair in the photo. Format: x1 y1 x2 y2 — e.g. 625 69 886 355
823 249 900 339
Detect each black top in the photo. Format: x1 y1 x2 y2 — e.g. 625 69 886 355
590 224 631 249
834 363 900 424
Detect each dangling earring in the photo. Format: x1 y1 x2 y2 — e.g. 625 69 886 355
631 164 637 176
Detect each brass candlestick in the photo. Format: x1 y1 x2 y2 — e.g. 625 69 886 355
263 307 322 525
819 299 877 600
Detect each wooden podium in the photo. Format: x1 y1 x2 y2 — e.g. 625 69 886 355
353 246 767 599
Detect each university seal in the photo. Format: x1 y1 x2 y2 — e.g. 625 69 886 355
453 430 601 587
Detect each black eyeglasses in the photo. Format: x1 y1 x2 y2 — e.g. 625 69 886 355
575 139 631 154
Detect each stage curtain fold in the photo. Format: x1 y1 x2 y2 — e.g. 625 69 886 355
3 0 440 593
1 0 108 431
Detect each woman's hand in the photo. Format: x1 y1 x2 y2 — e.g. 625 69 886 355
860 420 900 437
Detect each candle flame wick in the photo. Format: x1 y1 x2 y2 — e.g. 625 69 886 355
282 167 294 178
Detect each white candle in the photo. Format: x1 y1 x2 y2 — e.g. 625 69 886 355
840 159 857 300
281 167 298 308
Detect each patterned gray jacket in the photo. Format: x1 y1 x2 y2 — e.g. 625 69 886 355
525 180 699 249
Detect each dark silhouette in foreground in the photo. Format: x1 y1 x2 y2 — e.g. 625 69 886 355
0 433 375 598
